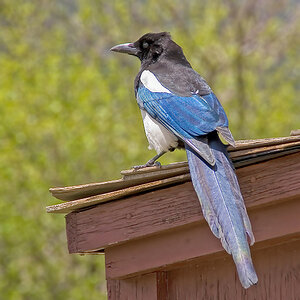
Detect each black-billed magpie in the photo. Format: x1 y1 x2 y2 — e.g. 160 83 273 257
111 32 258 289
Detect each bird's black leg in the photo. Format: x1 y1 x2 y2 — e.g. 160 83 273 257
133 151 166 170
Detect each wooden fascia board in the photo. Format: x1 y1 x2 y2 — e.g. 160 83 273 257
104 197 300 279
65 152 300 254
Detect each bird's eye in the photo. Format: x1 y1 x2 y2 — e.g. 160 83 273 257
142 41 149 49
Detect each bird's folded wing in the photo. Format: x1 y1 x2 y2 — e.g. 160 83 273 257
137 86 230 165
138 86 227 137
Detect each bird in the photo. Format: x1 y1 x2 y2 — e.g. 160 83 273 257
110 32 258 289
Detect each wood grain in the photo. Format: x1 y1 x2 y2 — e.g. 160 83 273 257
237 152 300 206
229 140 300 158
156 272 168 300
52 137 300 299
107 272 168 300
166 239 300 300
228 135 300 151
232 148 300 168
48 135 300 210
49 162 189 201
65 152 300 253
107 273 157 300
104 198 300 279
47 173 190 214
107 238 300 300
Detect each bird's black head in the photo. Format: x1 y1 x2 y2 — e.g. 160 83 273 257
111 32 189 68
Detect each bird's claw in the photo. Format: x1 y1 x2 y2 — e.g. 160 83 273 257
133 161 161 170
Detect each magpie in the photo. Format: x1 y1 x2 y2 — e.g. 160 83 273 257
111 32 258 289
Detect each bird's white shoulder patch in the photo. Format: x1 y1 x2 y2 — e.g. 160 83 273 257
140 70 171 93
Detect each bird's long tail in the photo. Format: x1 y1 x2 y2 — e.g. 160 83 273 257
185 133 258 288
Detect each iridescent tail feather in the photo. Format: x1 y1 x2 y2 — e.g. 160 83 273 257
185 132 258 288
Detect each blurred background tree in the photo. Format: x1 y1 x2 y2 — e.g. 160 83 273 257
0 0 298 299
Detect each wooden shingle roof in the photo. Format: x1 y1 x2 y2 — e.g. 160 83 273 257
47 135 300 214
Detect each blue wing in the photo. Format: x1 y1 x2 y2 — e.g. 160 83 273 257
137 83 230 165
137 84 228 138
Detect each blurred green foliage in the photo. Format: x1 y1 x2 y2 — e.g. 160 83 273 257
0 0 299 299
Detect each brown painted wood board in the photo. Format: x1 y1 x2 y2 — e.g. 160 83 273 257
107 273 157 300
65 152 300 253
236 152 300 206
165 239 300 300
107 272 168 300
104 197 300 279
156 272 168 300
66 181 202 254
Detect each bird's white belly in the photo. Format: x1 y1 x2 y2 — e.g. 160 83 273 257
141 110 178 154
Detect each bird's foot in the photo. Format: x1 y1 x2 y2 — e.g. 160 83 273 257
133 161 161 170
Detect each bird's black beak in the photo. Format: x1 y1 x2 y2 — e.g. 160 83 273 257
110 43 139 57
